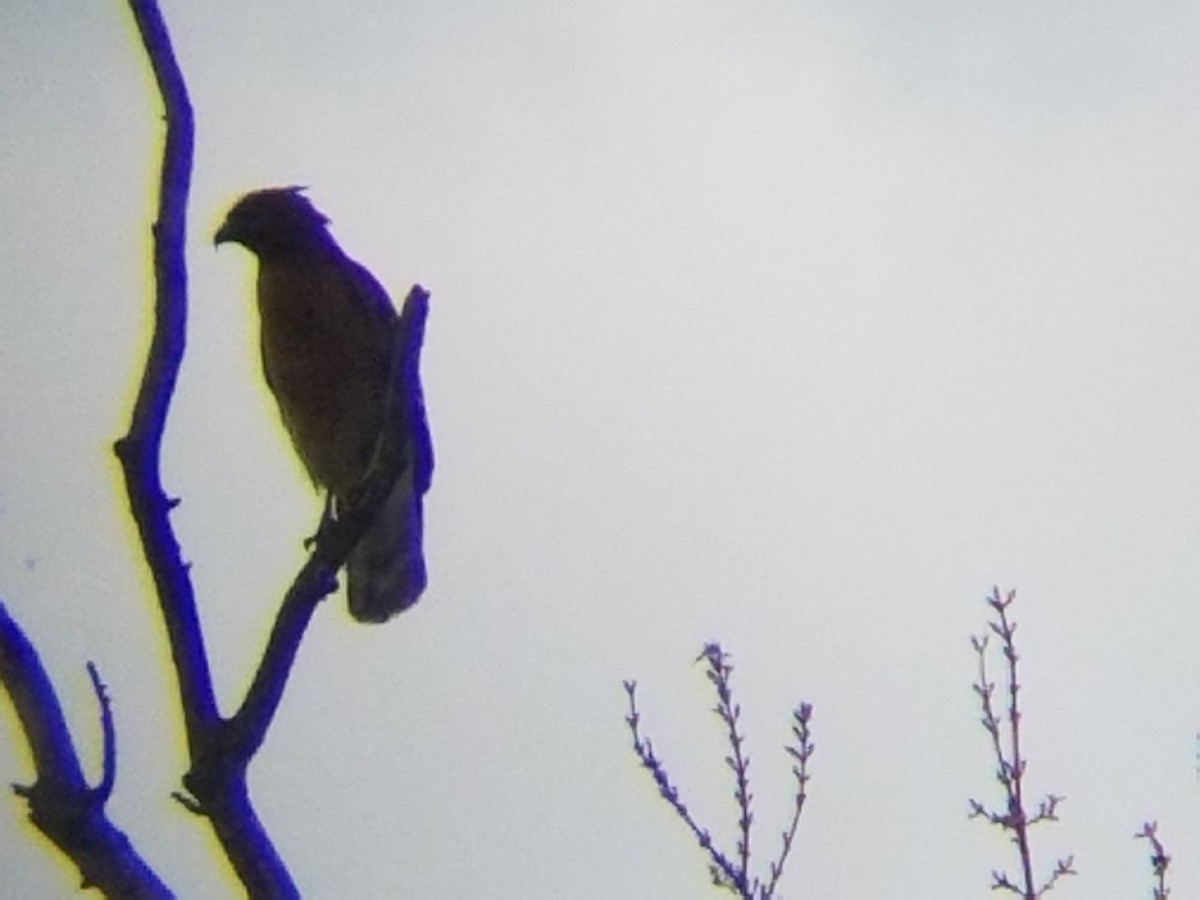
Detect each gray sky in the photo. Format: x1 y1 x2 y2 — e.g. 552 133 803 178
3 1 1200 896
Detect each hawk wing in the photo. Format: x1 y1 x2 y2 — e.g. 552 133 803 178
344 284 433 622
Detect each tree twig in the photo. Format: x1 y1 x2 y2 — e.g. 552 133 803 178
968 587 1074 898
624 645 814 898
1135 821 1171 900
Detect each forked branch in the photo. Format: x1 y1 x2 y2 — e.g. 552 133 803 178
624 644 813 899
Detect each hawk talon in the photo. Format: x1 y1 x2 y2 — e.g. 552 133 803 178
303 494 337 551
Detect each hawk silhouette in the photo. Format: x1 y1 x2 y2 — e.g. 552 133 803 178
215 187 432 622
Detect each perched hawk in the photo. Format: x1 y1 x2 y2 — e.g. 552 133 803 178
215 187 433 622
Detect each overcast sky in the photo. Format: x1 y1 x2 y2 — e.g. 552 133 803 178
3 2 1200 897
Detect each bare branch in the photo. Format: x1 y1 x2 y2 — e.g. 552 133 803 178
114 0 217 748
116 2 299 894
169 288 427 894
0 599 170 896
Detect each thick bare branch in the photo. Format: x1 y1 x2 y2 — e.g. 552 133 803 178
179 289 426 898
0 600 170 897
114 0 217 746
116 2 299 895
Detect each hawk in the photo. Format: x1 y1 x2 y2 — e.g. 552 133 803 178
215 187 433 622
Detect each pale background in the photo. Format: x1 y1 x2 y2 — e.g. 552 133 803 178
2 2 1200 897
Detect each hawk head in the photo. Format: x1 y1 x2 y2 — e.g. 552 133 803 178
214 186 332 256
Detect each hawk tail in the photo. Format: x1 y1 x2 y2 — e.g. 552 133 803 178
346 469 426 623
